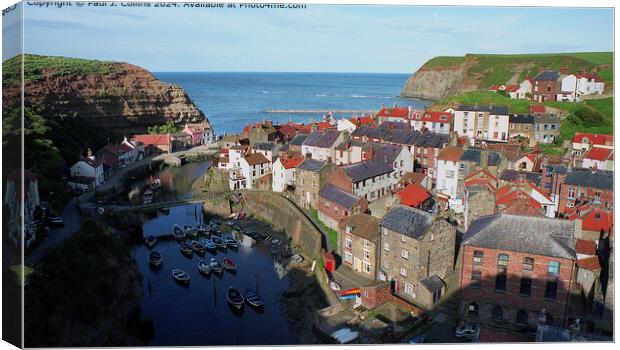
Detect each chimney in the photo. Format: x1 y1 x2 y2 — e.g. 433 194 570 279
305 152 312 160
449 132 458 147
480 150 488 169
573 218 582 238
87 148 94 160
559 66 569 75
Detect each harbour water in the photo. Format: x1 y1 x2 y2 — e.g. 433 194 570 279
153 72 428 135
132 162 295 345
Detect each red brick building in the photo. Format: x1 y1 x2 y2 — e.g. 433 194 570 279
532 70 561 103
558 168 613 214
318 184 368 230
459 214 577 330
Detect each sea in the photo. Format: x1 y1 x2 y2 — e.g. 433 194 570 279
153 72 429 135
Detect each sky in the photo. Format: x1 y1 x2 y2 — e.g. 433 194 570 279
2 2 614 73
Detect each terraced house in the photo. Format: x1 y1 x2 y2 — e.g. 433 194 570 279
341 213 380 279
452 105 510 144
318 184 367 230
327 160 396 203
301 130 346 162
295 159 337 209
379 206 456 310
459 214 577 330
558 168 614 213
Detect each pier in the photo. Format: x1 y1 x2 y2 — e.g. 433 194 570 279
263 109 375 114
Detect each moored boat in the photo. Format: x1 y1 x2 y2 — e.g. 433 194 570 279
222 258 237 271
211 235 227 250
172 224 186 240
191 240 206 255
210 258 223 274
224 236 239 249
180 241 193 257
244 288 265 308
149 250 163 267
172 268 190 284
197 223 209 235
184 225 198 238
198 260 211 275
144 235 157 248
203 238 216 251
227 287 244 309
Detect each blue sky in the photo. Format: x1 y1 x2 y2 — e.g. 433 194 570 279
9 3 615 73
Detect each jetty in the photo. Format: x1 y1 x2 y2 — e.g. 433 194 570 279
263 109 374 114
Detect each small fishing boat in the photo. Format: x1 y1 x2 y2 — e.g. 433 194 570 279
144 235 157 248
172 224 186 240
203 238 216 251
244 288 265 308
210 258 223 274
211 235 227 250
150 178 162 191
191 240 206 255
330 281 342 291
222 258 237 271
198 260 211 275
184 225 198 238
224 236 239 249
149 250 163 267
227 287 244 309
180 242 193 257
172 269 190 284
197 223 209 235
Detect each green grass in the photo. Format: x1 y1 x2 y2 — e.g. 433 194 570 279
546 97 613 143
309 208 339 250
430 91 531 114
422 56 465 69
3 54 120 84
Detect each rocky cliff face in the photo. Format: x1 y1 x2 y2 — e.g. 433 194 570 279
3 55 209 135
401 58 478 100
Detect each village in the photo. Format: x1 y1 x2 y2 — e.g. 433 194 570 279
5 68 613 344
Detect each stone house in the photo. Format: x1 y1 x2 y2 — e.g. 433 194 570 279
341 213 380 279
378 205 456 310
318 184 368 230
133 134 173 154
295 159 337 209
327 160 396 203
533 114 560 144
459 214 577 330
508 114 535 145
532 70 561 103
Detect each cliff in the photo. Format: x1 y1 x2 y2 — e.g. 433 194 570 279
401 52 613 100
2 54 208 135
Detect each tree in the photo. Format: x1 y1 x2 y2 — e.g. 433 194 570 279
147 121 179 134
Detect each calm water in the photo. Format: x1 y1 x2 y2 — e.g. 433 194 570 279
132 160 211 204
132 161 294 345
153 72 428 135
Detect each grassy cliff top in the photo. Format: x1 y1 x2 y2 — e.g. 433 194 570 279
420 52 613 87
2 54 121 85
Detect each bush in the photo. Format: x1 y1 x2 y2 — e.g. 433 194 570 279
573 106 605 125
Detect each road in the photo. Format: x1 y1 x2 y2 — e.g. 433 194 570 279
25 192 92 266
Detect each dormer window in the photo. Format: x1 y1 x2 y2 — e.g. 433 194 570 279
595 213 601 220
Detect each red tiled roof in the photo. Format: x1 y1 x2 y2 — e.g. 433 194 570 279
501 200 545 217
317 121 335 131
465 169 499 183
581 208 613 233
504 84 519 92
496 189 542 209
576 73 603 82
358 115 375 125
420 111 452 123
376 107 410 118
133 134 172 146
577 256 601 270
488 85 501 91
583 146 614 161
575 239 597 256
438 146 464 162
396 183 430 207
101 154 118 167
529 105 546 114
572 132 614 146
218 156 229 164
281 157 305 169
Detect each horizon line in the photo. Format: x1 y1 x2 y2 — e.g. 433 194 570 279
151 70 412 75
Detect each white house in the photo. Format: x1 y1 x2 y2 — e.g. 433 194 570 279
436 146 465 210
528 182 558 218
582 147 614 171
228 145 248 169
238 153 272 190
410 111 453 134
337 118 358 133
272 157 304 192
251 141 277 162
452 105 510 144
516 78 533 99
571 132 614 156
301 130 345 162
557 73 605 102
70 150 104 188
373 144 414 183
340 161 397 202
334 141 365 165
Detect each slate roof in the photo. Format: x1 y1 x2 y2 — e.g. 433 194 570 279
343 160 393 182
420 275 445 293
373 144 404 164
460 148 501 166
290 134 308 146
499 169 542 185
455 105 509 115
297 159 327 172
344 213 380 242
320 184 362 210
534 114 560 124
380 205 433 239
564 168 613 190
302 130 341 148
462 214 576 260
509 114 535 124
534 70 561 81
252 141 276 151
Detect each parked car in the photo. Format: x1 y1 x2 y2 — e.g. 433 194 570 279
455 322 479 340
47 215 64 227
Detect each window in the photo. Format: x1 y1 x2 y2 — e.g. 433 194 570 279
492 305 503 320
495 273 507 292
346 226 352 234
520 277 532 296
345 238 352 251
401 249 409 260
384 242 390 251
382 227 388 236
344 252 353 264
497 254 509 272
545 281 558 300
401 235 406 243
363 261 371 273
404 283 414 296
473 250 484 265
400 267 407 277
523 257 534 271
446 170 455 179
383 260 390 270
548 261 560 276
468 302 479 315
363 239 370 248
471 271 482 288
363 249 370 260
516 310 528 325
568 187 576 199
